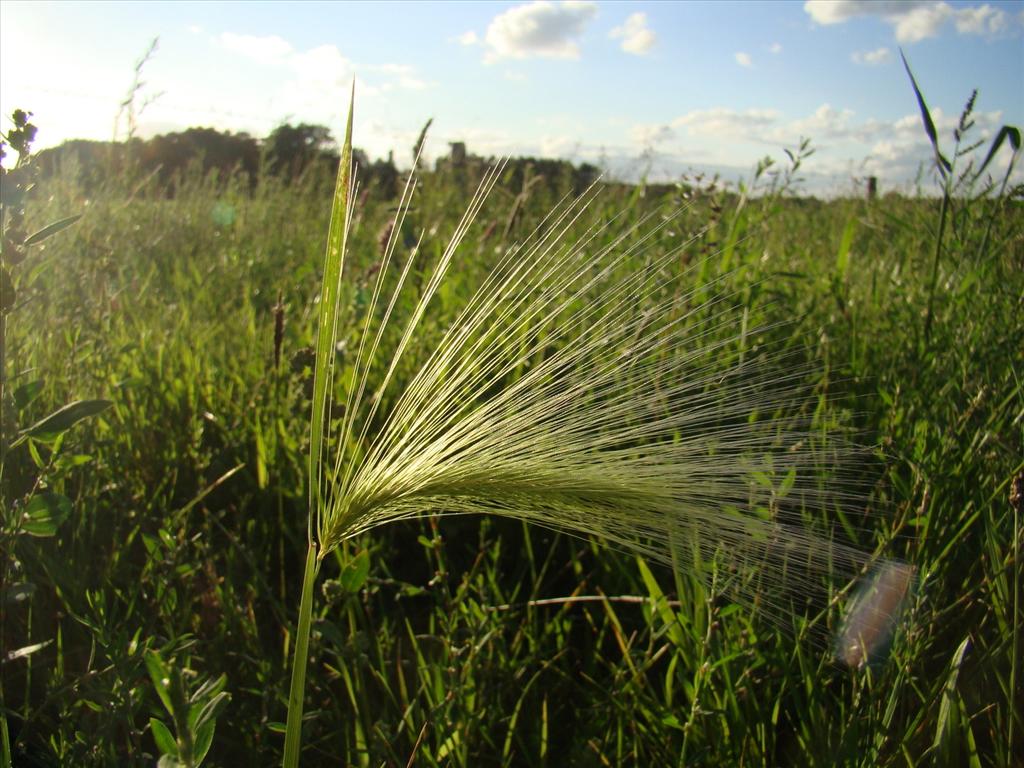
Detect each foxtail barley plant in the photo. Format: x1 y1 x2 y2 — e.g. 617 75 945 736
283 91 912 765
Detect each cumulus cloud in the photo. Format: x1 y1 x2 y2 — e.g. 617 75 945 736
482 1 597 62
456 30 480 46
631 123 675 146
539 134 582 158
668 101 1006 170
851 46 892 65
371 64 431 91
770 103 859 144
219 32 294 63
672 107 781 138
859 105 1007 179
954 3 1008 35
866 139 903 164
610 12 656 55
290 44 353 90
735 51 753 67
803 0 1010 42
625 101 1018 192
891 3 958 42
216 33 430 94
804 1 911 25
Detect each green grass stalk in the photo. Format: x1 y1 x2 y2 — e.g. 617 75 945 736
1010 472 1021 766
923 190 950 343
282 85 355 768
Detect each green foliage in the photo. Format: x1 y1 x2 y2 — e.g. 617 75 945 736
900 51 1021 341
145 649 230 768
0 109 104 768
1 82 1021 768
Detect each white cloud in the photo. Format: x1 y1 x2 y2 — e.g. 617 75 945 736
954 4 1007 35
891 3 955 42
539 134 581 158
438 125 518 157
804 1 929 26
290 44 353 90
372 63 431 90
631 123 675 146
858 105 1007 179
804 1 1011 42
768 42 783 54
216 33 431 95
457 30 479 46
672 108 781 138
482 1 598 62
624 98 1021 194
851 46 891 65
867 139 902 163
735 51 753 68
218 32 294 63
664 100 1011 188
610 12 656 55
770 103 857 144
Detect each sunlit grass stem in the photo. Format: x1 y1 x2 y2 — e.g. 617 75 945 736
282 86 354 768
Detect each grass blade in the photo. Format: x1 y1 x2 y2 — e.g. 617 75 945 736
308 82 355 540
901 50 951 178
284 82 354 767
23 214 82 246
974 125 1021 180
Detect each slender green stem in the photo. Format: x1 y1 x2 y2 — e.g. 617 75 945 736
1 685 11 768
283 543 320 768
1010 479 1020 767
284 84 354 766
923 188 950 343
978 157 1018 262
679 568 717 766
1 229 8 480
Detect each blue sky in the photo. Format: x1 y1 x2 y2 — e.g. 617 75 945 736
2 1 1022 193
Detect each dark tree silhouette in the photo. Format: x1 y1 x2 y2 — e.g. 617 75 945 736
266 123 336 176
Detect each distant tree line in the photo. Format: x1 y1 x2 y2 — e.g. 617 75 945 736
435 140 600 197
35 123 373 195
35 123 602 200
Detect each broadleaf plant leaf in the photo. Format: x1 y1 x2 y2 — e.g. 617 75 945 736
17 398 112 443
20 493 71 537
339 549 370 593
194 720 216 765
13 379 43 410
146 651 175 717
150 718 179 757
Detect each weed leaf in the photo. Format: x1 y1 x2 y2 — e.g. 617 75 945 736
901 50 952 177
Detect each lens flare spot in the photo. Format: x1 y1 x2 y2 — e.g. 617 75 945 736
836 560 915 668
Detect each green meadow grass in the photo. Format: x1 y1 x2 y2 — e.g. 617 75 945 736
1 115 1021 767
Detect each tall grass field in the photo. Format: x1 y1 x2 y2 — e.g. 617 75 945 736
1 81 1021 767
